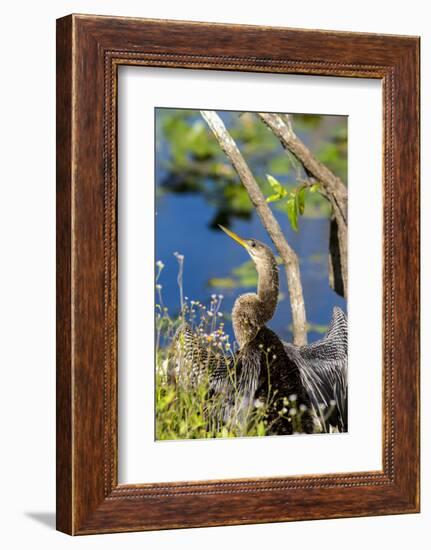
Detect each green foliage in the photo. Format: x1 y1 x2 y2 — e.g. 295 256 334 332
156 369 212 440
162 115 220 166
265 173 321 232
265 174 289 203
316 124 348 183
286 195 299 232
297 186 306 214
156 362 277 440
156 109 345 227
156 328 314 440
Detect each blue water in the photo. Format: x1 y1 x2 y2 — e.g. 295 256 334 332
155 192 346 344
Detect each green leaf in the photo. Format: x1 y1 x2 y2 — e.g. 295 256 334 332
265 174 288 203
286 196 298 231
309 183 321 193
257 421 266 436
296 187 306 215
266 193 282 203
266 174 282 190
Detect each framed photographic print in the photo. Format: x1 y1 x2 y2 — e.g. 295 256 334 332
56 14 420 535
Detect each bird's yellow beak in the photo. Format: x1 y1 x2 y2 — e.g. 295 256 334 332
218 225 248 249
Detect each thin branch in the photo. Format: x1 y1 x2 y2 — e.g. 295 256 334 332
258 113 348 298
201 110 308 346
258 113 347 218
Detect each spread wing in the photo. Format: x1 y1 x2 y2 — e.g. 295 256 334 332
169 323 233 392
283 307 348 432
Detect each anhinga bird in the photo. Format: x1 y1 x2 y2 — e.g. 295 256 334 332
174 225 347 435
213 225 314 435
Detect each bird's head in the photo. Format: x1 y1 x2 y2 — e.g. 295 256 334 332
218 225 276 270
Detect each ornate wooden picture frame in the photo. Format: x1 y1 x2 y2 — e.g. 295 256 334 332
56 14 420 535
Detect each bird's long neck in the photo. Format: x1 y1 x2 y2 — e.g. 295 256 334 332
232 251 279 348
256 255 279 322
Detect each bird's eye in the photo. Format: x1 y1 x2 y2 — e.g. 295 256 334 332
250 241 256 248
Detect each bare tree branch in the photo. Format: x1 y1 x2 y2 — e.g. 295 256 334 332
258 113 348 298
201 110 308 346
